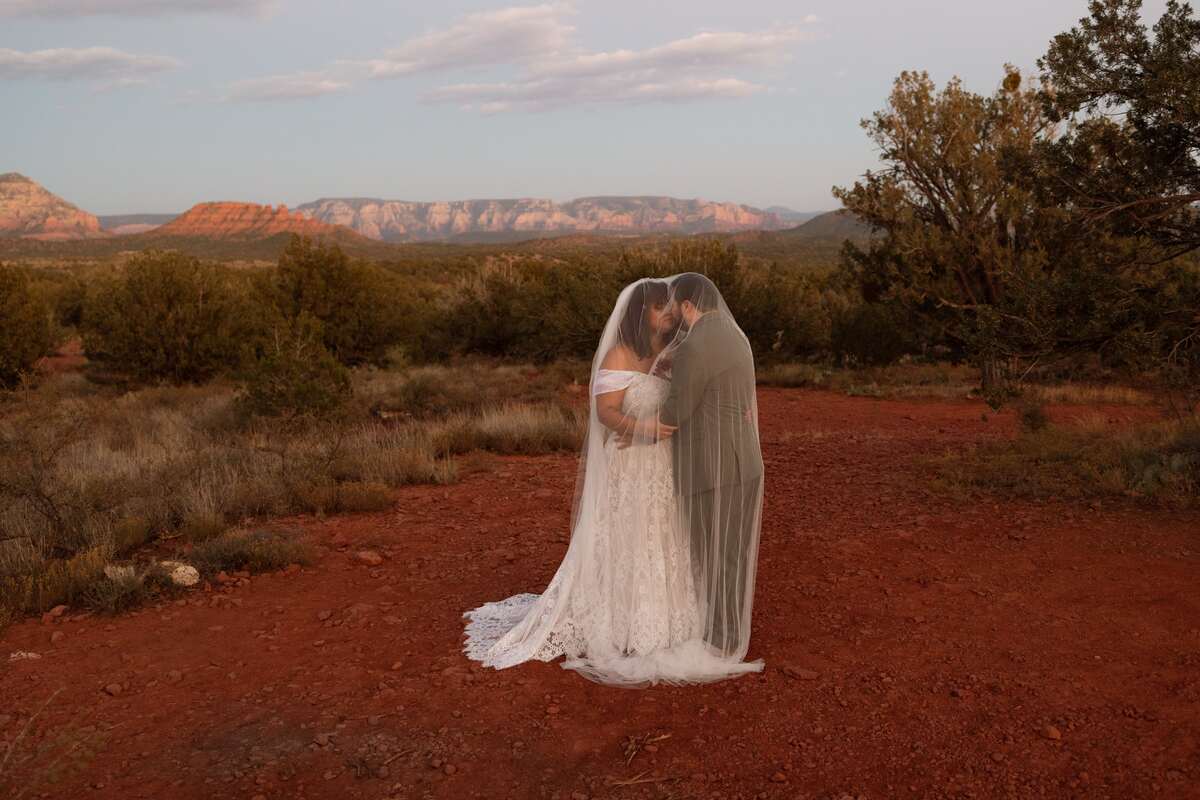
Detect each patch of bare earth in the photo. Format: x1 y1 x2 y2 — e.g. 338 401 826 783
2 389 1197 799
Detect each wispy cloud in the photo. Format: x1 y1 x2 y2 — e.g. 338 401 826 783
427 76 767 114
0 46 178 81
227 3 820 112
0 0 276 16
361 3 575 78
429 22 816 112
226 71 349 102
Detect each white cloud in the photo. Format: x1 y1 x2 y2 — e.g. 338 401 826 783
427 76 766 113
528 25 813 81
0 0 275 16
363 3 575 78
228 4 819 112
0 46 178 81
226 71 349 102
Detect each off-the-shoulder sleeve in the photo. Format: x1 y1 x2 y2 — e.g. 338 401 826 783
592 368 637 397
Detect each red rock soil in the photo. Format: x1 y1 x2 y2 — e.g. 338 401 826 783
2 389 1198 800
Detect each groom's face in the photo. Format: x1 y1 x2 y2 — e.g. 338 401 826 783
667 298 688 330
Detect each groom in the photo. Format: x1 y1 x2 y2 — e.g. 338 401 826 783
656 273 764 656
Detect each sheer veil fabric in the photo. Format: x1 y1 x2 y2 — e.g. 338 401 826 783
461 274 765 687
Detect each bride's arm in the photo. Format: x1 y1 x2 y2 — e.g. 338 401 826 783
595 389 636 436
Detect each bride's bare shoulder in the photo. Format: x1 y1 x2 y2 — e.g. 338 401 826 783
600 344 636 372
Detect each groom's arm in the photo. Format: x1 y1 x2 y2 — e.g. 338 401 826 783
659 334 708 428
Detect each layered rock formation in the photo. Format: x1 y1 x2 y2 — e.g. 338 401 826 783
0 173 104 240
154 202 356 240
295 195 786 242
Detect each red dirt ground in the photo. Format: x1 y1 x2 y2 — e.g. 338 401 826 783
2 389 1198 800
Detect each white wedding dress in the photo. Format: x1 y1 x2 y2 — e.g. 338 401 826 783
463 370 736 686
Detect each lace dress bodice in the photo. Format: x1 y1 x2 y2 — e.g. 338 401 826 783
620 371 670 417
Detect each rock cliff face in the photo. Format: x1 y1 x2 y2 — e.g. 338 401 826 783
154 202 356 239
295 195 785 242
0 173 104 240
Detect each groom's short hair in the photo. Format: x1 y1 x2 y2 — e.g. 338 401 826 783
671 272 720 312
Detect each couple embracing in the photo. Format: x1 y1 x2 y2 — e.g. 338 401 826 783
463 273 766 687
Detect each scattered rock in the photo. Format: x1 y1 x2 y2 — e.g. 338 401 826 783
1042 725 1062 741
356 550 384 567
103 683 123 696
49 631 65 644
771 771 787 783
159 561 201 587
782 666 819 681
166 669 183 683
317 610 333 621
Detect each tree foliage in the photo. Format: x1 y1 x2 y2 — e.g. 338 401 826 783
1038 0 1200 255
80 252 251 384
257 235 409 367
0 263 60 389
834 68 1150 405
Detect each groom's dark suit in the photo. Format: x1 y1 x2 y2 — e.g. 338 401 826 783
659 312 764 654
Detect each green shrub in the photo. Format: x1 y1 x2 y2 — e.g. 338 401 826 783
0 263 60 389
259 235 410 366
831 302 916 366
80 251 252 384
235 316 352 418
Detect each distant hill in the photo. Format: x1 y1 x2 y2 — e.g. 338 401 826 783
99 213 178 235
296 195 787 242
0 173 104 240
764 206 827 225
156 202 365 243
788 209 875 241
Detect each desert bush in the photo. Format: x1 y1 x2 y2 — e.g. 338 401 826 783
0 263 60 389
934 417 1199 508
351 360 588 419
82 563 175 615
187 528 314 576
1 545 110 615
429 402 585 456
235 316 352 419
1016 398 1050 433
755 362 830 388
831 302 917 366
258 236 409 366
80 251 252 384
293 480 394 514
735 265 834 362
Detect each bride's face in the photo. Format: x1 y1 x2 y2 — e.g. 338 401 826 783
646 301 676 340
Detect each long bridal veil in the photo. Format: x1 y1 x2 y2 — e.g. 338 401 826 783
462 274 765 687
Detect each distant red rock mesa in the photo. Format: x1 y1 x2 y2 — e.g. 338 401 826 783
155 201 356 240
0 172 104 240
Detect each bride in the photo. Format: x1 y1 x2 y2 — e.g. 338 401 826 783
461 277 764 687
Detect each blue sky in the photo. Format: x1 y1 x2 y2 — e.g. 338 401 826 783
0 0 1172 214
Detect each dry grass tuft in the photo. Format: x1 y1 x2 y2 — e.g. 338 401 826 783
931 417 1199 508
187 528 314 577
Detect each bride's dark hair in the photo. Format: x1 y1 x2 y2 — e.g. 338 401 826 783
618 279 670 358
